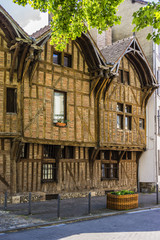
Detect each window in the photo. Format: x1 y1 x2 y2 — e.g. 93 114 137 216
117 70 130 85
6 88 17 113
61 146 74 159
117 115 123 129
53 91 66 123
42 163 56 181
21 143 29 159
53 52 61 65
102 163 118 179
125 116 131 130
118 70 123 83
43 145 59 158
139 118 144 129
125 105 132 113
122 151 132 160
117 103 123 112
64 54 72 67
124 71 130 85
117 103 132 130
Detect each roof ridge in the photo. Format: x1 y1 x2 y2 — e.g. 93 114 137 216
101 36 134 50
31 25 50 39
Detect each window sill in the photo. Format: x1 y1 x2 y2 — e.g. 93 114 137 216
6 112 17 115
101 178 119 181
41 180 56 183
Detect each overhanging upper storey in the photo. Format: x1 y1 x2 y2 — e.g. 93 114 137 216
101 36 158 89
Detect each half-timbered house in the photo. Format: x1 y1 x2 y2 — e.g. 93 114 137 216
0 5 157 198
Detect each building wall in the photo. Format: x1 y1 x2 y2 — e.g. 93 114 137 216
112 0 160 192
112 0 153 69
23 40 95 145
100 56 145 148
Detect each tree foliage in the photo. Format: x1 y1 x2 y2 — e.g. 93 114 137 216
13 0 123 50
133 1 160 45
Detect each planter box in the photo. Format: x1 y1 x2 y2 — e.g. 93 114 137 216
55 122 66 127
107 193 138 210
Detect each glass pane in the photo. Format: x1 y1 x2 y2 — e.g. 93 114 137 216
139 119 144 129
117 115 123 129
54 92 65 121
117 103 123 112
125 116 131 130
7 88 17 113
118 70 123 83
53 52 61 64
102 164 105 178
64 54 71 67
125 105 131 113
124 71 130 85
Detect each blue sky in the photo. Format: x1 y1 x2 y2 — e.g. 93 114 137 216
1 0 48 35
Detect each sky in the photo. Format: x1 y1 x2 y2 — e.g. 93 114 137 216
0 0 158 36
0 0 48 35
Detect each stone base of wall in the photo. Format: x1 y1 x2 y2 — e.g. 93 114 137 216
0 190 106 204
140 182 156 193
0 192 46 204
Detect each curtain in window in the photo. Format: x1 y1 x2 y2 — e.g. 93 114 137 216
54 92 65 121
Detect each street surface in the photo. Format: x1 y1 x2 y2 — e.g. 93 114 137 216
1 208 160 240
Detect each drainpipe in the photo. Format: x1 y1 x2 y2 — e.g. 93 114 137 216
153 38 158 203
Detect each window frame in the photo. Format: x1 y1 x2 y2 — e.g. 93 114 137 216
101 162 119 180
42 163 57 182
117 103 132 131
20 143 29 159
118 69 130 85
6 87 17 113
53 90 67 124
64 53 72 68
139 118 145 130
53 51 61 65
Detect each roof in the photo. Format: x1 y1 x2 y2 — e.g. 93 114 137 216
31 25 50 39
31 25 107 71
101 37 133 65
132 0 148 4
101 36 157 88
0 5 31 43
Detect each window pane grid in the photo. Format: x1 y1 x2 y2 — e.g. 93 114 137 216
42 163 56 181
102 163 118 179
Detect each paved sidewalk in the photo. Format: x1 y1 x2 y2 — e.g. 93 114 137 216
0 193 160 233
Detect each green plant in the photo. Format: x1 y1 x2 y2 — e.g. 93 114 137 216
110 190 135 196
56 119 69 124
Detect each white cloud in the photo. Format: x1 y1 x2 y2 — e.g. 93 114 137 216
1 0 48 34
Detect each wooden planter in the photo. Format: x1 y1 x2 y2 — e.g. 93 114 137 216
55 122 66 127
107 193 138 210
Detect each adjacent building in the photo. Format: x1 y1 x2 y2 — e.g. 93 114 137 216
111 0 160 192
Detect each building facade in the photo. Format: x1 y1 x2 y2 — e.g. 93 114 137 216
112 0 160 192
0 5 157 199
